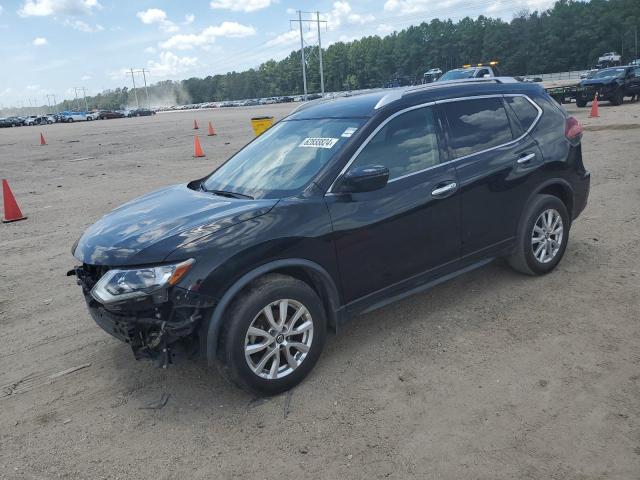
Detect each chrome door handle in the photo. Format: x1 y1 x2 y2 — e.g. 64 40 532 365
517 153 536 164
431 182 457 196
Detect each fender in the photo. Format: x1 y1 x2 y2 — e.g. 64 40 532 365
526 177 575 217
203 258 341 366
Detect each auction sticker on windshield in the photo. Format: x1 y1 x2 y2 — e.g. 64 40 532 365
299 137 339 149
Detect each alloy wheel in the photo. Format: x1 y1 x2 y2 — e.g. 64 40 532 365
531 208 564 264
244 299 314 380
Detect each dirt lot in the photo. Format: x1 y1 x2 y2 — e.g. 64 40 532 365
1 100 639 479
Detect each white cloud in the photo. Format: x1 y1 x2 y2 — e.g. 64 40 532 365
326 1 375 29
137 8 167 24
136 8 179 33
265 30 301 47
63 19 103 32
26 84 41 90
160 22 256 50
33 36 48 46
144 46 157 54
210 0 272 12
0 5 4 15
18 0 101 17
183 13 195 25
81 74 91 80
147 51 199 77
377 23 395 34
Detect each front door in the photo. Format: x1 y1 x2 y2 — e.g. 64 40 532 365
325 105 461 305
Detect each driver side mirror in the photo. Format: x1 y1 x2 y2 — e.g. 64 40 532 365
337 165 389 193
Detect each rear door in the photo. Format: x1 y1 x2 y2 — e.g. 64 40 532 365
326 105 461 304
441 95 544 260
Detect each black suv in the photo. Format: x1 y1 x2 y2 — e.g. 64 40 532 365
577 65 640 106
71 78 590 395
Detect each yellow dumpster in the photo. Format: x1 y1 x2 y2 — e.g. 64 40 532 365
251 116 274 136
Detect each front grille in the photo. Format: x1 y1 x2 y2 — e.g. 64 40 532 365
76 263 110 292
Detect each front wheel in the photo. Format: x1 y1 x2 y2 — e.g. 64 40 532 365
610 90 624 106
218 274 327 395
576 96 587 108
508 194 570 275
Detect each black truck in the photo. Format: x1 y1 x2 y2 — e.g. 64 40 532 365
577 65 640 106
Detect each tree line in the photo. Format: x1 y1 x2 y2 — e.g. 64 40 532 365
60 0 639 110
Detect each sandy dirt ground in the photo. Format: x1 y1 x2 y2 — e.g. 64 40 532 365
1 99 639 480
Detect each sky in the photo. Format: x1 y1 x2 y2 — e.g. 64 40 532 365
0 0 556 107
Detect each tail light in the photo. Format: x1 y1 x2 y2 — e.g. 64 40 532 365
565 116 583 141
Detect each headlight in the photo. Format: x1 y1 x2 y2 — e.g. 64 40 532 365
90 259 194 304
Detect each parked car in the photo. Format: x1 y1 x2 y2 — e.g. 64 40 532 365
2 116 25 126
0 117 22 127
24 115 53 126
127 108 156 117
62 111 88 122
70 78 590 395
438 63 501 81
577 65 640 106
86 111 100 121
97 110 122 119
423 68 443 83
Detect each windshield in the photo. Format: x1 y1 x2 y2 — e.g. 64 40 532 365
202 118 364 199
439 69 475 81
591 68 625 79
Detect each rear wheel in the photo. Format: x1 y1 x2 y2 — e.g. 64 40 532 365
508 194 570 276
218 274 326 395
575 96 587 108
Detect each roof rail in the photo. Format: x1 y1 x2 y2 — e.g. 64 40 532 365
374 77 520 110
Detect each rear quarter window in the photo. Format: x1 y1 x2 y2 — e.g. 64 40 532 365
443 97 513 157
505 96 540 131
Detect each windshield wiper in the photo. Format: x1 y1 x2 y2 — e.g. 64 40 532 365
201 184 254 200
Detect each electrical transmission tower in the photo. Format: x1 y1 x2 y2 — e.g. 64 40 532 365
290 10 327 101
129 68 152 109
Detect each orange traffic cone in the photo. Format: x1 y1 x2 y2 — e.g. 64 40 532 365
2 179 27 223
193 135 205 158
193 119 199 130
207 121 216 136
589 94 599 118
40 132 46 146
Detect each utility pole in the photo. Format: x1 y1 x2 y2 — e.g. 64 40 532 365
130 68 139 108
141 69 150 109
290 11 327 100
298 11 308 101
74 88 80 111
47 94 58 113
317 11 325 95
74 87 89 111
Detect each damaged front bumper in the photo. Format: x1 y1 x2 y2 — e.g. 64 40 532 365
70 264 216 367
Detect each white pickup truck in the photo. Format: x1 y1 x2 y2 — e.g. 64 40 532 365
598 52 622 64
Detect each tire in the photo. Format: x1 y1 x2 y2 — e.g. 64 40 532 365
610 90 624 106
68 118 73 123
218 274 327 396
508 194 570 276
576 97 587 108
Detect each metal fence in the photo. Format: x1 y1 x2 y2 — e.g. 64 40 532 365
526 70 589 81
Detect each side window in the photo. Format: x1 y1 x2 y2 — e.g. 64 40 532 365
350 107 440 180
476 68 490 77
634 67 640 77
505 96 539 132
444 97 514 157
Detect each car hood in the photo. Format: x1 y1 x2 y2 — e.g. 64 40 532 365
73 184 277 266
581 77 619 87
